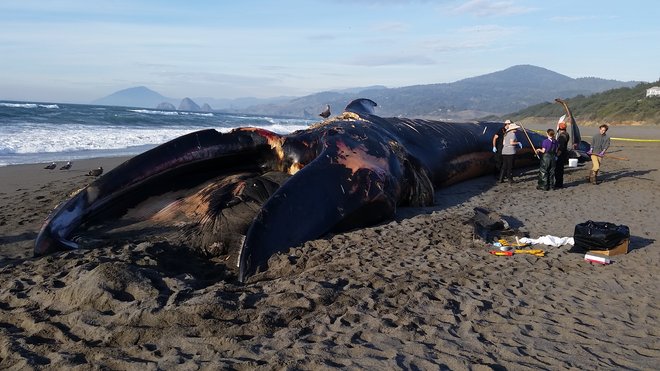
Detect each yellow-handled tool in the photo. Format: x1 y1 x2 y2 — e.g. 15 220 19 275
514 249 545 257
489 249 545 257
497 238 529 247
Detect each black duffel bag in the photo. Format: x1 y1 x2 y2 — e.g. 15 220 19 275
570 220 630 253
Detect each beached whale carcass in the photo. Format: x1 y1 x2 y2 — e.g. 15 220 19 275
35 99 546 282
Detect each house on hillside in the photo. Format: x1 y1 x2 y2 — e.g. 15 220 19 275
646 86 660 97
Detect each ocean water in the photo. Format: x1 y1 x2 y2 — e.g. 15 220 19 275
0 101 314 167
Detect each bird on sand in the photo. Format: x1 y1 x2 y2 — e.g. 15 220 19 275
60 161 72 170
319 104 331 119
44 162 56 170
86 166 103 176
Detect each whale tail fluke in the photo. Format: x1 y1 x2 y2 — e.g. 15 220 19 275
345 98 377 116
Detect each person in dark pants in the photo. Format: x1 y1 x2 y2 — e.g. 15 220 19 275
499 122 522 183
535 129 558 191
554 122 570 189
492 120 510 177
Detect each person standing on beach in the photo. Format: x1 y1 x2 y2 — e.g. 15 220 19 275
587 124 610 184
534 129 558 191
492 120 510 177
499 122 522 183
554 122 570 189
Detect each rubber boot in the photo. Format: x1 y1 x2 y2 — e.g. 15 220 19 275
593 170 599 185
589 171 597 185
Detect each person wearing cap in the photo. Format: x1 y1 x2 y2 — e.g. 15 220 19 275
554 122 570 188
491 120 511 177
586 124 610 184
499 122 523 183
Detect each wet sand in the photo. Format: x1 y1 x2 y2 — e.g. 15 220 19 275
0 130 658 369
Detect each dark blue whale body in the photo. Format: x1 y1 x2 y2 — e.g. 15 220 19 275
35 99 545 282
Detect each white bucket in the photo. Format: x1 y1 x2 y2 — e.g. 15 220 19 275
568 158 578 168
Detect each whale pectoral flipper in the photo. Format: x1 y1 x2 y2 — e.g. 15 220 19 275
237 141 398 282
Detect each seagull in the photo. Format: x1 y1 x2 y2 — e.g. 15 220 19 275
60 161 72 170
86 166 103 177
319 104 331 119
44 162 56 170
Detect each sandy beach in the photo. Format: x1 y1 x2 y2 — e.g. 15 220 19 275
0 128 658 369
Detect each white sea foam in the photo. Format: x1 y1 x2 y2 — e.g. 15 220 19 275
129 109 214 117
0 125 193 156
0 102 38 108
0 102 314 166
0 102 59 109
129 109 180 116
0 122 310 163
180 111 214 117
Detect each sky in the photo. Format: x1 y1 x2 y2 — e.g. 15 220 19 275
1 0 659 103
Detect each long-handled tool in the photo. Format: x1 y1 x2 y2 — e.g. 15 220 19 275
489 249 545 257
514 249 545 257
497 238 529 247
603 154 629 161
489 250 513 256
517 123 540 159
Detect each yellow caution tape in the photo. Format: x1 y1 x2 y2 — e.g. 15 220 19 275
610 137 660 142
530 131 660 142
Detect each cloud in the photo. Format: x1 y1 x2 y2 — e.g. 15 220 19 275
151 71 281 87
144 70 297 99
422 24 517 52
332 0 434 4
451 0 534 17
348 54 436 66
550 15 616 23
307 33 340 42
372 22 409 33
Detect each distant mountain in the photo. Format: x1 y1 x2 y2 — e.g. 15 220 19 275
92 88 295 110
93 65 642 117
92 86 177 108
241 65 641 119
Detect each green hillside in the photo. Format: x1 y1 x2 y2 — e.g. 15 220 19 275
505 80 660 125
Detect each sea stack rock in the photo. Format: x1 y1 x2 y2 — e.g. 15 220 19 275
156 102 176 110
178 98 201 112
201 103 213 112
